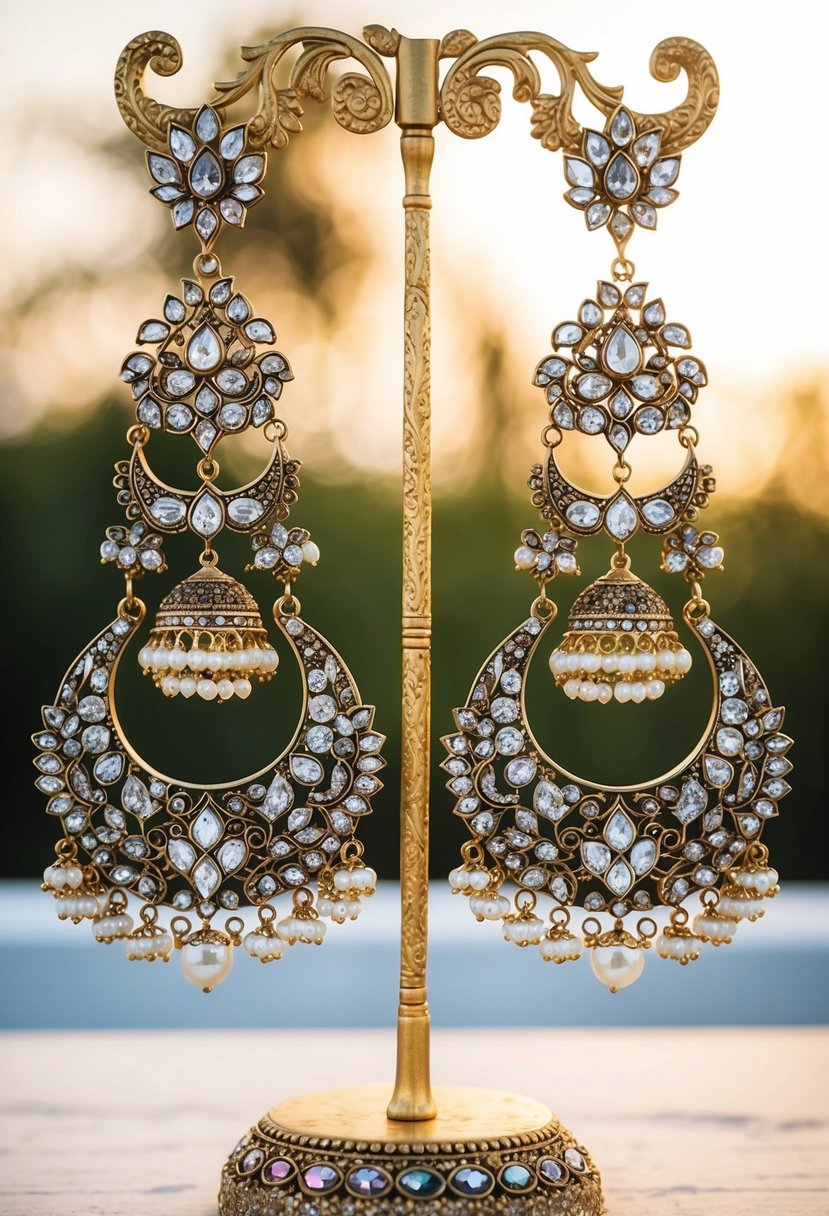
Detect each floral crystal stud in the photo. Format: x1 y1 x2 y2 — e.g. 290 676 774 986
146 105 266 245
563 106 681 251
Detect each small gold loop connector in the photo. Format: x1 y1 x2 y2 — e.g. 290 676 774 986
531 593 557 622
199 547 219 568
612 457 632 484
197 457 219 482
275 593 301 618
541 422 563 449
679 424 700 449
126 423 149 447
610 256 635 282
264 418 287 443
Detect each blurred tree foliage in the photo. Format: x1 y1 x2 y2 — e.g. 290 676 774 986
0 27 826 880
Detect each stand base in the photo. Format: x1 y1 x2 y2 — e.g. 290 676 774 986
218 1085 602 1215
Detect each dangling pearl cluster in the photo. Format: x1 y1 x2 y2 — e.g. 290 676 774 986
92 903 134 943
140 565 277 701
42 862 105 922
243 923 285 963
549 564 690 703
539 927 583 963
656 923 702 964
124 923 174 962
501 908 545 946
317 862 377 924
276 911 326 945
692 907 739 944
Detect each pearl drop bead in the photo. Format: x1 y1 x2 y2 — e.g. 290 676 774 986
152 647 169 670
233 678 252 699
639 652 656 672
514 546 538 570
590 943 645 992
582 652 601 673
563 678 580 699
549 652 568 675
302 540 320 565
646 679 665 700
580 681 598 702
180 939 234 992
631 682 646 703
566 653 581 672
138 646 153 669
189 649 207 672
161 675 180 696
197 679 218 701
206 652 223 673
619 654 636 674
467 868 490 891
657 649 675 670
168 647 187 671
601 653 619 673
179 677 197 699
675 648 692 672
614 681 631 703
217 679 235 700
596 682 613 704
65 866 83 889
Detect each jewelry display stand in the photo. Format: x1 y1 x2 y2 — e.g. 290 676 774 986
39 21 772 1216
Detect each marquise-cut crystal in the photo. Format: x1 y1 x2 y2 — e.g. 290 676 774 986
606 857 634 895
662 324 690 347
168 839 195 872
218 839 246 872
564 157 594 187
263 774 293 818
192 806 223 848
630 838 657 875
603 325 640 374
554 322 583 346
611 389 633 418
193 857 220 897
651 157 680 186
290 756 323 784
187 324 223 371
234 155 265 184
605 496 638 540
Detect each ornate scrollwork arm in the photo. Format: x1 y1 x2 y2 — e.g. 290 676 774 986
114 27 394 151
439 30 717 156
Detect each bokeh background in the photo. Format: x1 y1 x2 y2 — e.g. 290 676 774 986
1 0 827 896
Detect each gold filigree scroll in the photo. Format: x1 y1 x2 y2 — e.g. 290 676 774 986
439 31 718 156
114 27 394 152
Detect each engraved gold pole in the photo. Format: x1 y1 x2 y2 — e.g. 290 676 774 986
387 34 440 1124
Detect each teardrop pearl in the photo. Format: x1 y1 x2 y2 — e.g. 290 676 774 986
590 943 645 992
180 940 233 992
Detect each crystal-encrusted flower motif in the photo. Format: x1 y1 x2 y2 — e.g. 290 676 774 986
100 522 166 575
514 527 579 582
579 801 660 909
533 280 707 449
120 276 292 451
146 105 266 247
248 523 320 582
563 106 680 249
661 525 724 579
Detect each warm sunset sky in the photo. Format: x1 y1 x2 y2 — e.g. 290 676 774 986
1 0 826 501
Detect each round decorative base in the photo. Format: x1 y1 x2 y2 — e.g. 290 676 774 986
218 1085 602 1215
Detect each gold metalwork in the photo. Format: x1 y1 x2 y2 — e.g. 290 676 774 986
114 28 394 152
388 34 440 1124
219 1085 603 1215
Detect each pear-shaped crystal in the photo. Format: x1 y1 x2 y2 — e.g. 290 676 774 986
187 324 223 371
603 325 640 375
190 150 222 198
606 154 638 199
190 491 224 538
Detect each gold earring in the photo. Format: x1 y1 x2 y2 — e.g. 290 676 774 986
34 103 385 992
445 103 788 993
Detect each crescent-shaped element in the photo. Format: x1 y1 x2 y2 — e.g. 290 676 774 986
629 37 720 155
442 609 790 915
538 446 713 540
128 438 296 534
114 31 195 152
33 603 385 915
